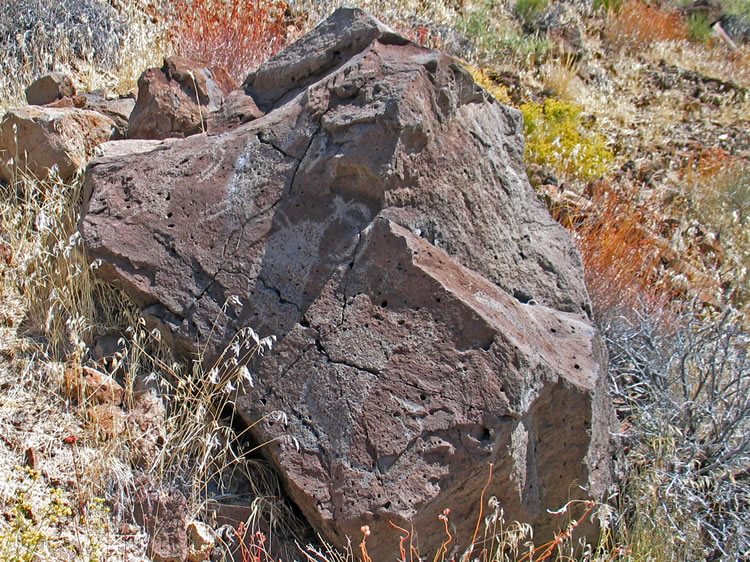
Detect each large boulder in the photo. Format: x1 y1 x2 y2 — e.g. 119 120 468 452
81 8 613 559
128 56 236 140
0 106 114 182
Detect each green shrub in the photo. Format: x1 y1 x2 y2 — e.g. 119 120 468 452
515 0 548 24
456 0 503 57
593 0 623 12
456 0 550 61
687 12 714 42
723 0 750 17
520 98 614 182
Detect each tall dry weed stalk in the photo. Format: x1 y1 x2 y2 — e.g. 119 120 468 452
0 167 152 556
0 167 114 360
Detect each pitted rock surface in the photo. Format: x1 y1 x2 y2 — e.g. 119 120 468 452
81 8 612 559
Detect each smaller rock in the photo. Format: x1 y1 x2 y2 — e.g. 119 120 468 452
0 106 114 182
549 26 584 60
164 56 236 110
187 520 216 562
135 488 189 562
64 365 124 405
83 91 136 139
92 138 172 161
83 366 124 404
520 2 565 34
24 447 37 470
46 96 87 109
206 90 264 134
25 72 76 105
128 389 166 468
86 404 127 439
128 56 236 140
90 334 125 369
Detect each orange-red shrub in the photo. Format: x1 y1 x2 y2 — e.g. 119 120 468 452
395 24 443 49
609 1 690 47
554 181 672 318
169 0 293 82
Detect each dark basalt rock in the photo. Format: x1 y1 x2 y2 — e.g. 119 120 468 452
81 8 613 559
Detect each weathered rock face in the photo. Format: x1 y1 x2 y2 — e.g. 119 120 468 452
25 72 76 106
83 91 136 139
39 91 135 139
205 89 265 134
135 487 189 562
81 8 612 559
0 106 114 182
128 56 236 140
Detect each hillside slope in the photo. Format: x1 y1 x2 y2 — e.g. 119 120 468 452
0 0 747 560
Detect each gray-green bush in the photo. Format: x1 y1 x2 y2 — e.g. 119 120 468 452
604 304 749 559
0 0 125 103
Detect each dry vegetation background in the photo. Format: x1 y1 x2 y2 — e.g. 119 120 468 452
0 0 748 560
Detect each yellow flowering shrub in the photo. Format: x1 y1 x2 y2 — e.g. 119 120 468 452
465 65 512 104
521 98 614 182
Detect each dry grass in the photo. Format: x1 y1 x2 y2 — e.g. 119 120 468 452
0 169 150 558
0 167 302 560
541 58 582 100
558 184 669 320
678 152 750 309
289 0 461 30
105 0 176 96
0 0 123 108
0 0 172 111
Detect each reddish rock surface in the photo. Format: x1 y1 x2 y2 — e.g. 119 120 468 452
128 56 236 140
82 8 613 559
83 91 136 139
135 487 189 562
0 106 114 182
205 89 265 134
